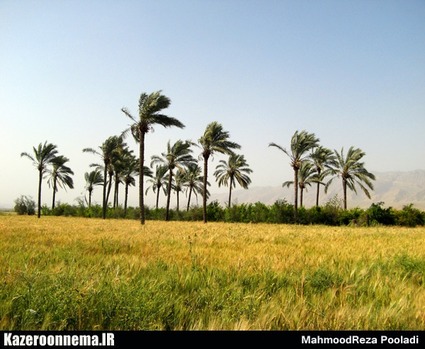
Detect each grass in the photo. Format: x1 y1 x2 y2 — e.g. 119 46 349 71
0 216 424 330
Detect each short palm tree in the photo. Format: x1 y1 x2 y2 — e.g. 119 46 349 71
121 91 185 224
83 135 124 219
84 169 104 209
199 122 241 223
269 130 319 217
151 139 195 221
214 154 253 208
183 163 207 211
282 160 319 208
309 146 336 207
47 155 74 209
146 165 169 210
21 141 58 218
325 146 376 210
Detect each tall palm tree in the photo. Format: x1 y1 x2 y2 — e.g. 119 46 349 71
309 146 336 207
198 122 241 223
83 135 123 219
173 169 186 212
47 155 74 209
325 146 376 210
121 91 185 225
269 130 319 218
151 140 195 221
282 160 319 208
214 154 253 208
183 163 207 211
146 165 169 210
84 169 103 209
21 141 58 218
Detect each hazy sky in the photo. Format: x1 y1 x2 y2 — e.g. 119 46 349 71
1 0 424 209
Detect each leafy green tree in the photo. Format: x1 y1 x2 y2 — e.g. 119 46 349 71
84 169 103 209
325 146 376 210
214 154 253 208
151 140 195 221
198 122 241 223
14 195 36 215
21 141 58 218
309 146 336 207
269 130 319 217
121 91 185 224
47 155 74 209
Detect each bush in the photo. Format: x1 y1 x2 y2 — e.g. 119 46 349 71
395 204 424 227
14 195 36 215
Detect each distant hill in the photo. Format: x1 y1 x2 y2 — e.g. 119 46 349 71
209 169 425 210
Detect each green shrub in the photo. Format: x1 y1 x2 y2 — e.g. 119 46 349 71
14 195 36 215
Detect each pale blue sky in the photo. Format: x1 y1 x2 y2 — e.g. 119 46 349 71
1 0 424 208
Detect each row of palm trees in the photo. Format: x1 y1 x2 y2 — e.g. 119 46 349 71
21 90 375 224
269 130 376 217
20 142 74 218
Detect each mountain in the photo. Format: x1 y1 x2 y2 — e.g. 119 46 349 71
209 170 425 210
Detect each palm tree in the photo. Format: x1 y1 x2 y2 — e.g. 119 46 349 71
84 169 103 209
183 163 207 211
146 165 169 210
151 140 195 221
325 146 376 210
21 141 58 218
282 160 319 208
199 122 241 223
173 169 186 212
121 91 185 225
309 146 336 207
269 130 319 218
121 152 144 215
83 135 123 219
47 155 74 209
214 154 253 208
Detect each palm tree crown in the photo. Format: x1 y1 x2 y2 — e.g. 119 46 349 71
21 141 58 218
151 139 195 220
214 154 253 208
47 155 74 209
84 169 103 209
198 122 241 223
269 130 319 217
121 91 185 224
325 146 376 210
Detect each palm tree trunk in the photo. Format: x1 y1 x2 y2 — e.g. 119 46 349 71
294 167 299 220
202 154 209 223
155 188 160 210
88 189 92 209
165 169 173 221
102 165 107 219
139 129 146 224
187 187 193 211
52 177 57 210
315 169 321 207
37 169 42 218
300 186 304 208
176 190 180 212
124 183 129 216
343 178 348 210
228 177 233 208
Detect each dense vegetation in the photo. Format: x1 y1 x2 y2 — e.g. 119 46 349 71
14 196 425 227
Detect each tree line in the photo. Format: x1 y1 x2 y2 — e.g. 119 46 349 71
19 90 381 224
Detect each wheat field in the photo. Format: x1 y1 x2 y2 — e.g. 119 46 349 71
0 215 424 330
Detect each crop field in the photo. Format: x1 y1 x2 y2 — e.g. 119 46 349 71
0 215 424 330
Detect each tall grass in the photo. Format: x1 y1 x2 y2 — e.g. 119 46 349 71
0 216 424 330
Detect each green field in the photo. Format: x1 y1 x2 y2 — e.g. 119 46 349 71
1 216 424 330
